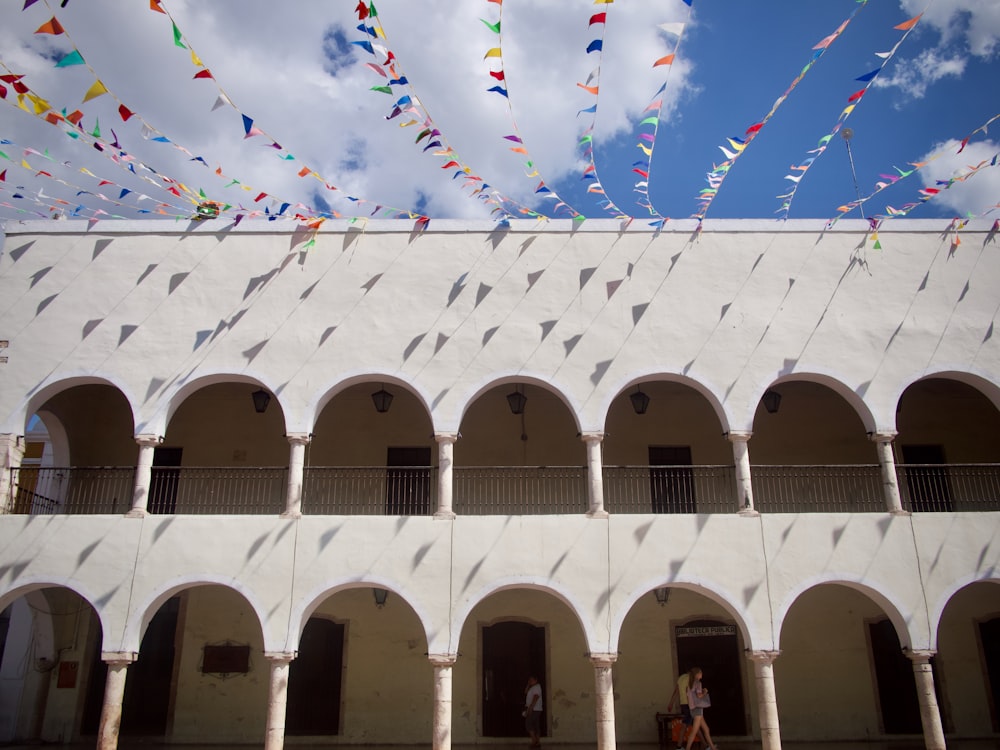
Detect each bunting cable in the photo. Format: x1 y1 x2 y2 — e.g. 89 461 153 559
0 58 209 219
692 0 869 223
0 135 194 220
483 0 583 222
353 2 534 222
776 8 928 220
150 0 426 227
29 0 379 227
826 113 1000 226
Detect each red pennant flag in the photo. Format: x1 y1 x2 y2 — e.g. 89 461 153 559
589 12 606 26
193 69 214 80
847 89 865 103
35 17 65 35
356 1 368 19
0 170 5 182
118 104 134 121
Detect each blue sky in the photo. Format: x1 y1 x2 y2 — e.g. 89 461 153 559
0 0 997 225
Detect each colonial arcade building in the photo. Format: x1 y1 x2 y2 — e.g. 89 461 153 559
1 218 999 750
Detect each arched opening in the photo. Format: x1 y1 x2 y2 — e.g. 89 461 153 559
604 380 732 513
307 382 435 514
457 384 583 514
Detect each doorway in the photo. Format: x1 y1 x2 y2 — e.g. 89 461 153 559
649 446 695 513
869 618 923 733
385 446 431 515
149 447 182 514
482 621 546 737
979 617 1000 731
286 617 345 735
901 444 953 512
674 620 747 735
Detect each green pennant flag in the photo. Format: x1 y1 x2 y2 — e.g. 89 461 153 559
90 118 100 138
172 22 185 48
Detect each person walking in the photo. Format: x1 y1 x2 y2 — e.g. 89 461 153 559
523 675 543 747
685 667 718 750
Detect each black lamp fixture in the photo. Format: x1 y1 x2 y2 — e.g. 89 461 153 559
373 588 389 608
251 388 271 414
506 385 527 415
630 386 651 415
653 587 670 607
762 389 782 414
371 385 394 413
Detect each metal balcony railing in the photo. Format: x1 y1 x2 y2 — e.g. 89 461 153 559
751 464 885 513
6 463 1000 516
453 466 588 515
896 463 1000 512
6 466 134 514
302 467 436 515
603 465 738 514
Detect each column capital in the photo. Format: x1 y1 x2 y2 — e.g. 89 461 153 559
434 432 459 444
727 430 752 443
264 651 297 664
869 430 898 443
904 648 936 664
580 431 605 443
588 652 618 667
286 432 311 445
746 649 781 665
428 653 459 668
101 651 138 665
135 433 163 447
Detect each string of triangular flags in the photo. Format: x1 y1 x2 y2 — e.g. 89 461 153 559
776 9 925 220
827 113 1000 227
575 3 630 221
353 1 532 222
628 7 692 229
483 0 583 222
147 0 427 228
692 0 870 223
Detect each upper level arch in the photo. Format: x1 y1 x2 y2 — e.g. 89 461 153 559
305 371 437 437
450 373 583 437
750 372 876 436
599 372 732 436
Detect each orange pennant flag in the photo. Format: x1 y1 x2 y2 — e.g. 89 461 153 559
150 0 166 13
35 17 65 35
894 14 921 31
653 54 675 67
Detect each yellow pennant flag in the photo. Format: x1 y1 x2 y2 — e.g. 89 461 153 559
83 80 108 103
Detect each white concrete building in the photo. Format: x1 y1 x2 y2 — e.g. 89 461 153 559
0 218 999 750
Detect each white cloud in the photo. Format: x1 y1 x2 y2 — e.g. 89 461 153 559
872 47 966 100
900 0 1000 58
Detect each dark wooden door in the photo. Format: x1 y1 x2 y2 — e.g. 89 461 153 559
649 446 695 513
482 621 546 737
980 617 1000 731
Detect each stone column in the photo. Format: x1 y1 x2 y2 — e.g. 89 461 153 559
264 652 295 750
907 650 946 750
748 650 782 750
581 432 607 517
434 433 458 519
729 431 757 514
97 652 136 750
871 431 904 513
0 433 25 512
590 652 617 750
282 433 311 518
127 434 162 517
429 653 458 750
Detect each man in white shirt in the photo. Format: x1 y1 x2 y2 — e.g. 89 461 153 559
523 675 543 747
